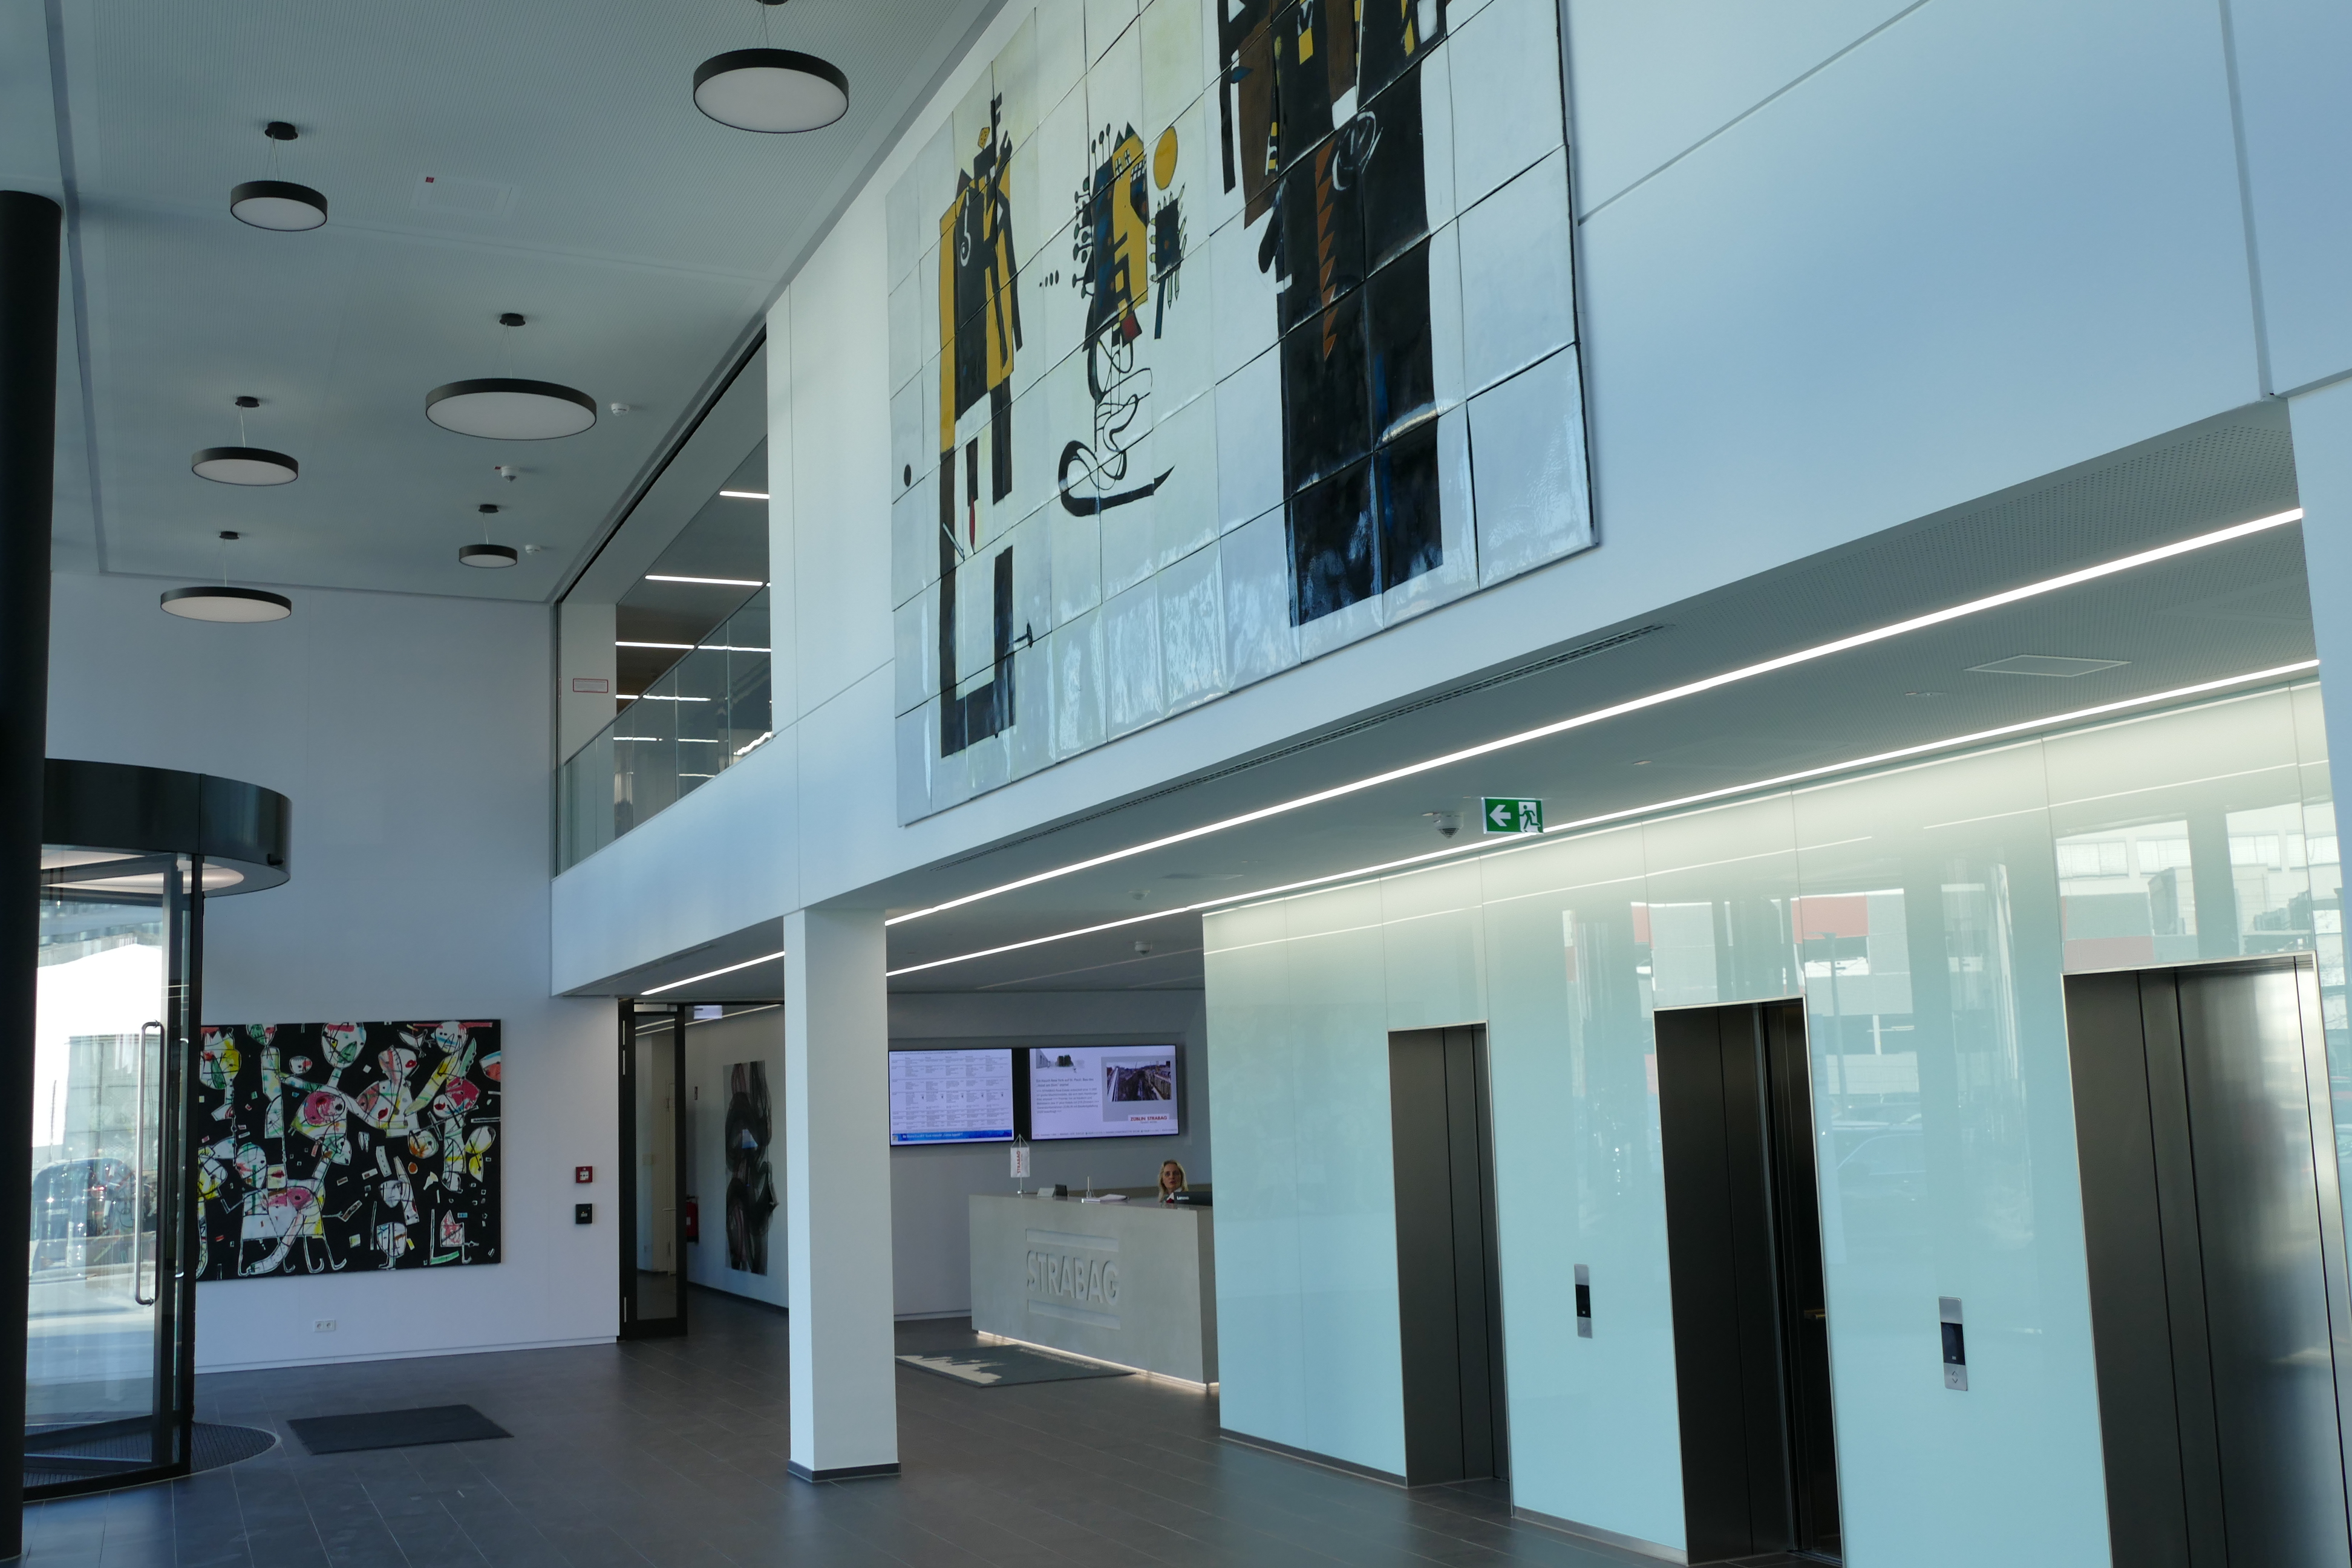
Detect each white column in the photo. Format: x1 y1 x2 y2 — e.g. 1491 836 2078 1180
783 906 898 1480
2293 381 2352 771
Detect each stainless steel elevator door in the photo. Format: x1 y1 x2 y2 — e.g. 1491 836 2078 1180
2066 957 2352 1568
2172 963 2350 1568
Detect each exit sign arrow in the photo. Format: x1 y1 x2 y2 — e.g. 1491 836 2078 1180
1483 797 1544 835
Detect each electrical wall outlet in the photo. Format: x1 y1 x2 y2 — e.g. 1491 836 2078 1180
313 1319 336 1333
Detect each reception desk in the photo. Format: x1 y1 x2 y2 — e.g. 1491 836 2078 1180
969 1193 1217 1385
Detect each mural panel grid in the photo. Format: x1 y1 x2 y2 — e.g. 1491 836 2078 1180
890 0 1592 820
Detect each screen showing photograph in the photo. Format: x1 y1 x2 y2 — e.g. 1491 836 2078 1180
887 1048 1015 1145
1027 1045 1181 1141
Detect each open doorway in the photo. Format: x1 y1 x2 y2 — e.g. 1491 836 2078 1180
1654 999 1841 1563
619 1004 688 1338
1387 1025 1508 1487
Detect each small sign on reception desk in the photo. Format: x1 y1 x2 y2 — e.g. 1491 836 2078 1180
969 1194 1217 1386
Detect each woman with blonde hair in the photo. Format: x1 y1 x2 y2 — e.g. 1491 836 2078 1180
1157 1159 1187 1205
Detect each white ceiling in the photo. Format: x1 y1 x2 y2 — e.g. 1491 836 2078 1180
9 0 995 600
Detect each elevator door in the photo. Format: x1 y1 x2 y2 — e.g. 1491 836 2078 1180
1388 1027 1508 1486
2065 957 2352 1567
1655 1000 1841 1564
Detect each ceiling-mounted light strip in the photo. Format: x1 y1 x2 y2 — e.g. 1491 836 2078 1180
615 641 771 652
884 660 2318 976
884 509 2306 929
719 490 770 500
645 574 767 587
642 949 786 996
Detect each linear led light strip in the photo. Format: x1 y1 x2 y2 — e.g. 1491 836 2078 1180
642 949 787 995
883 659 2318 976
719 490 769 500
645 574 766 586
884 509 2305 930
616 641 772 652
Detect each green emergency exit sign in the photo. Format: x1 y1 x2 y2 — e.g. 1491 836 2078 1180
1483 798 1544 835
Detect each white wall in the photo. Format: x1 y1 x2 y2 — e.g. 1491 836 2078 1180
886 990 1208 1317
555 0 2339 993
46 570 617 1371
682 1005 788 1308
1205 684 2336 1564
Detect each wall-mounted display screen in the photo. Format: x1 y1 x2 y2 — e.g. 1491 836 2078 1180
1027 1045 1181 1141
887 1048 1014 1145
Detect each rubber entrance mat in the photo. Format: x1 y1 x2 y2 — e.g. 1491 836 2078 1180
897 1345 1132 1387
288 1403 511 1454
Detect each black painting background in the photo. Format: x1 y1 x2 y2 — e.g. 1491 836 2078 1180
194 1020 501 1279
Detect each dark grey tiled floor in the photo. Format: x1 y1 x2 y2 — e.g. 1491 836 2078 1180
22 1291 1655 1568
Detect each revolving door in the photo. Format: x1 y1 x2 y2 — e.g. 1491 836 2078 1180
26 760 288 1498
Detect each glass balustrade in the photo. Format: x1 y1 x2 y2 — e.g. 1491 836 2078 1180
558 589 771 871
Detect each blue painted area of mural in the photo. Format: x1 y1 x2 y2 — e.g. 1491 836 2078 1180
1206 684 2341 1564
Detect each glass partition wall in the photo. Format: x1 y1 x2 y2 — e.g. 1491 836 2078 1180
27 850 196 1494
559 587 771 871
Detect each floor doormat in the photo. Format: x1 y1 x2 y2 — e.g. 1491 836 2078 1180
288 1403 511 1455
897 1345 1132 1388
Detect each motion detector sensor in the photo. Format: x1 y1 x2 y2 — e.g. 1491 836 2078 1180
608 402 632 416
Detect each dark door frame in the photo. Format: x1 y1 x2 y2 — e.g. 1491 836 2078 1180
618 1002 689 1339
1654 996 1842 1564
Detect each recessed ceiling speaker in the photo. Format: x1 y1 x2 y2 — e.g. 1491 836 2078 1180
230 123 327 230
425 377 598 439
459 543 520 569
191 445 299 485
693 47 849 133
160 586 293 622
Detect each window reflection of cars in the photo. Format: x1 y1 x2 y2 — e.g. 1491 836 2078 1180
28 1158 153 1275
1835 1131 1926 1198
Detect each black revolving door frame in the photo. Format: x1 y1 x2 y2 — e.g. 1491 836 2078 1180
25 760 289 1500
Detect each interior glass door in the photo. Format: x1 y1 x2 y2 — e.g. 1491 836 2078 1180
26 849 195 1495
620 1004 687 1338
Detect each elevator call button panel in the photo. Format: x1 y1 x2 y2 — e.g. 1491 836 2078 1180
1939 1296 1968 1390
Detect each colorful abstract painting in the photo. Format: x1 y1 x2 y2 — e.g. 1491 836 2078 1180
889 0 1590 818
194 1021 500 1278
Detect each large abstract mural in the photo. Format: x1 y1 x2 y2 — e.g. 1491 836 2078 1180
194 1021 500 1279
890 0 1590 818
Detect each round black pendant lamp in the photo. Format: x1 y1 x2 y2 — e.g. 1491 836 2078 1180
230 122 328 231
460 503 519 568
426 313 598 439
694 0 849 134
162 532 292 621
192 394 298 486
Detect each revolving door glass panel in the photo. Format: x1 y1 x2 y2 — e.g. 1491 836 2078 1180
27 850 197 1495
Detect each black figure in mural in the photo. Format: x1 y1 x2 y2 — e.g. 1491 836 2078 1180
724 1060 777 1275
1062 125 1176 517
937 94 1022 759
1219 0 1449 626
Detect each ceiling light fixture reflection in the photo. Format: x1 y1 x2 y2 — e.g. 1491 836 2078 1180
644 574 766 587
884 508 2306 929
642 949 787 996
883 661 2319 976
734 730 774 757
719 490 770 500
